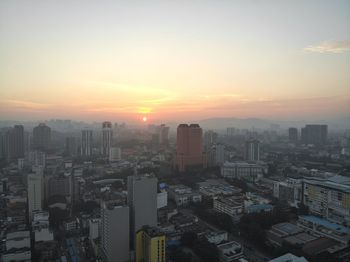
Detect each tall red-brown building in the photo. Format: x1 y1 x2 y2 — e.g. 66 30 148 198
175 124 207 172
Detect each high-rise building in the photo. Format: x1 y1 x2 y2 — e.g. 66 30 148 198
288 127 298 143
302 175 350 226
81 129 93 156
128 174 158 249
175 124 207 172
109 147 121 162
136 226 166 262
27 173 43 221
47 176 71 198
65 137 77 156
301 124 328 146
101 203 130 262
102 121 113 156
2 125 24 160
245 139 260 161
203 130 218 151
33 123 51 152
158 124 169 145
208 143 225 167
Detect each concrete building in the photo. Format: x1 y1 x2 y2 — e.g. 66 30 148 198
302 175 350 226
3 231 31 262
27 173 43 221
203 130 218 151
245 139 260 161
288 127 298 143
2 125 24 160
33 123 51 151
89 219 101 240
136 226 166 262
301 124 327 146
268 253 308 262
65 137 77 156
157 191 168 209
32 211 53 242
174 124 207 172
102 121 113 157
168 184 202 206
208 143 225 167
109 147 121 162
273 178 302 207
221 161 266 182
101 203 130 262
217 241 244 262
205 231 228 245
297 215 350 245
213 196 244 222
128 174 158 249
27 150 46 167
81 129 93 157
47 175 71 198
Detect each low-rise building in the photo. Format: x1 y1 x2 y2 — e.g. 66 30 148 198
221 161 267 183
297 215 350 245
205 231 228 245
213 196 244 222
217 241 244 262
302 175 350 226
168 184 202 206
89 219 101 240
268 253 308 262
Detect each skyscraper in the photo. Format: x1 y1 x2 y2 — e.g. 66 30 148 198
136 226 166 262
27 173 43 221
65 137 77 156
81 129 93 157
288 127 298 143
2 125 24 160
101 203 130 262
102 121 113 156
175 124 207 172
128 174 158 249
203 130 218 151
245 139 260 161
301 124 328 146
33 123 51 152
158 124 169 145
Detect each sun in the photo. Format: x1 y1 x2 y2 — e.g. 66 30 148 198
142 116 147 122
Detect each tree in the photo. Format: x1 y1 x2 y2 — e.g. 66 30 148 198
181 232 198 248
193 239 219 262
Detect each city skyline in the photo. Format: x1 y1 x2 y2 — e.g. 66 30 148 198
1 0 350 122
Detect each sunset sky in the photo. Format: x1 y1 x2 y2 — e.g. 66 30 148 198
0 0 349 123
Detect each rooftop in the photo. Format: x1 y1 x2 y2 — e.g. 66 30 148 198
299 215 350 234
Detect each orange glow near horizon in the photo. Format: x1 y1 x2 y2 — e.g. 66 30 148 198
0 1 349 122
142 116 147 122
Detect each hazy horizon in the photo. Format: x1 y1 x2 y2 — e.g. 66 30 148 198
1 0 350 123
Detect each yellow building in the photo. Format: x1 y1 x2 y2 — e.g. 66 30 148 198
136 226 166 262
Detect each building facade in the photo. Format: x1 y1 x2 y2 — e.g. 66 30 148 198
102 121 113 157
221 161 266 182
245 139 260 161
81 129 93 157
302 175 350 226
27 173 43 221
288 127 298 143
175 124 207 172
136 226 166 262
128 174 158 249
33 123 51 151
301 124 328 146
101 203 130 262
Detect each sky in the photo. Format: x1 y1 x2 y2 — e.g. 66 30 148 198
0 0 349 123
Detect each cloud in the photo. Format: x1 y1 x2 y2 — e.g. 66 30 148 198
304 40 350 54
